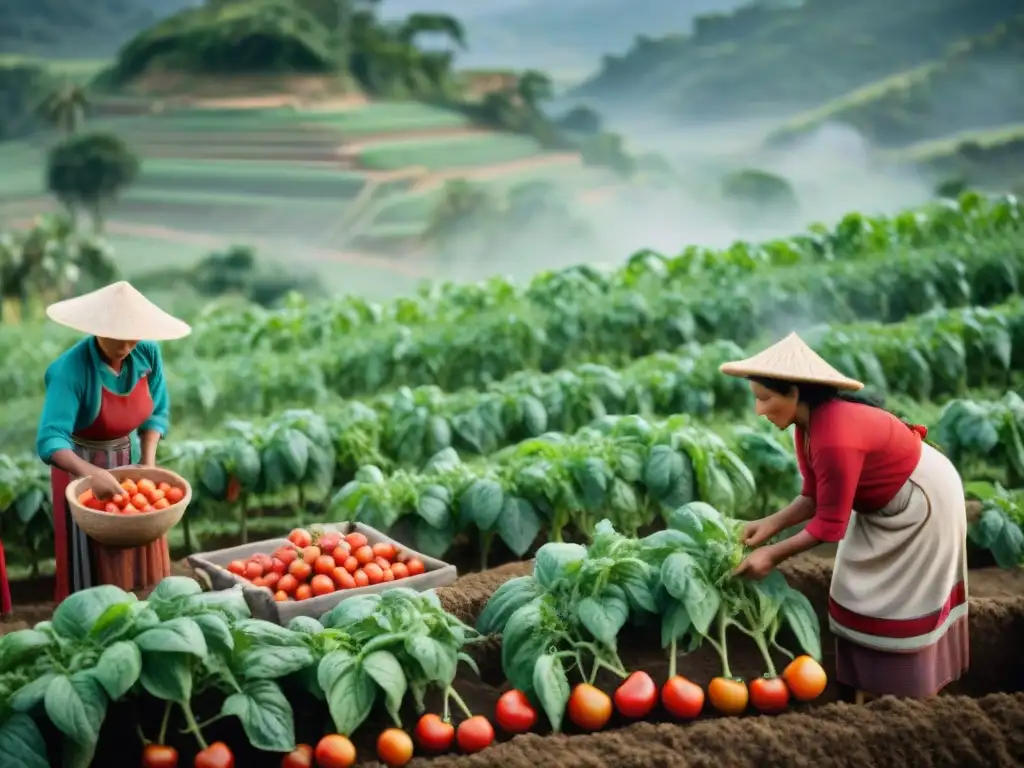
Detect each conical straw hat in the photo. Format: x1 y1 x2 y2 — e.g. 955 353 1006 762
46 281 191 341
719 332 863 390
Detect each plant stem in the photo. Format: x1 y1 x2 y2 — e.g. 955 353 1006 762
180 702 209 751
447 687 474 720
479 531 494 571
136 722 149 746
771 638 795 660
157 700 172 744
442 688 451 722
594 658 628 679
181 712 228 733
668 638 677 679
716 612 732 678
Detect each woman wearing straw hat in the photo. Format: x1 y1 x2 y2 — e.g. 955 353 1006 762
720 333 968 703
36 281 191 601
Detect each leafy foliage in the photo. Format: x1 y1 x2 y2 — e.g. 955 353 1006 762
46 132 140 231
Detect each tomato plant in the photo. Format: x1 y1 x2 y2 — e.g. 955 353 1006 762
314 735 356 768
194 741 234 768
142 743 179 768
749 676 789 713
782 655 828 702
414 713 455 752
456 716 495 753
495 689 537 733
613 671 657 719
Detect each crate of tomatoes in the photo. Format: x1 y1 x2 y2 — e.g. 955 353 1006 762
186 521 457 624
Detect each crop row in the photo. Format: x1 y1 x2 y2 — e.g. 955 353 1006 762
3 229 1021 409
358 134 545 171
0 194 1016 370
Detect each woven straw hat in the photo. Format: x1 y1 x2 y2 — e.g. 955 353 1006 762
719 332 863 391
46 281 191 341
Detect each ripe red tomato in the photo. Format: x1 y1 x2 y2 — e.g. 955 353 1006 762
194 741 234 768
782 655 828 702
495 689 537 733
750 676 790 713
354 545 374 565
708 677 748 715
244 561 263 580
314 555 336 575
332 567 356 590
318 532 342 551
374 555 392 571
311 574 335 596
345 532 369 550
414 713 455 753
331 546 350 563
227 560 246 576
281 743 313 768
274 590 288 602
278 574 298 594
456 716 494 753
141 743 178 768
343 556 359 573
275 547 299 565
314 734 356 768
613 671 657 719
262 572 281 589
391 562 409 580
376 728 414 767
295 584 313 601
302 546 321 565
288 528 312 548
381 568 394 582
661 675 704 719
373 541 396 561
289 561 312 581
406 558 425 576
270 558 287 575
363 563 384 584
353 570 369 588
567 683 612 731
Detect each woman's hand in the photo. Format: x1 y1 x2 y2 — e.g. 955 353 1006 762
90 469 123 500
733 548 777 580
741 517 778 547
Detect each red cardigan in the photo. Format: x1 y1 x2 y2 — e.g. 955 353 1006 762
795 399 924 542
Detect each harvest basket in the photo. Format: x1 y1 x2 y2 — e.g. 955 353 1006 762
187 521 458 624
65 467 191 549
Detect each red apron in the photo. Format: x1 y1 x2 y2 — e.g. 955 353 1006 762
51 375 171 602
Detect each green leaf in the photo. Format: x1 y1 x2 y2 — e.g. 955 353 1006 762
666 501 731 541
496 496 542 556
0 629 51 671
147 576 203 605
476 576 541 635
319 650 377 736
243 645 316 679
533 542 586 589
134 617 207 658
577 586 629 647
405 636 456 685
362 650 407 725
140 651 193 701
44 673 107 750
532 653 570 733
781 589 822 661
644 445 683 498
192 613 235 654
660 599 692 649
9 673 57 712
460 478 504 531
501 600 551 696
660 552 719 635
88 602 144 646
320 595 381 630
0 713 50 768
51 586 135 640
221 680 296 752
92 641 142 700
416 484 452 528
614 561 657 613
15 488 43 523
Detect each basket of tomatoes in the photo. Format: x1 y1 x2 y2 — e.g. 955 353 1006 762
66 467 191 548
187 522 457 624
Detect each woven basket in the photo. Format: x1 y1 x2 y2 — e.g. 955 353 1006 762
66 467 191 549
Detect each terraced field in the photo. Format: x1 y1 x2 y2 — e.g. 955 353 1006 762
0 99 618 268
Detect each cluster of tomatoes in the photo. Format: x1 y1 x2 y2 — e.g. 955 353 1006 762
79 477 185 515
226 528 427 602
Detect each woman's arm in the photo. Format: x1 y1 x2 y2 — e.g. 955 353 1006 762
139 342 170 465
764 495 816 537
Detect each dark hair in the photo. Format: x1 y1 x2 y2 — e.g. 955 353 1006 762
748 376 886 410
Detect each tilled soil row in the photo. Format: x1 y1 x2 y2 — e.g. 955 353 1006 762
410 556 1024 768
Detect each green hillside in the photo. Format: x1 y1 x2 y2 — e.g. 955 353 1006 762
570 0 1020 121
767 16 1024 148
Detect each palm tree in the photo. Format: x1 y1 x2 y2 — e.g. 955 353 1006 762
517 70 554 111
36 81 89 138
398 13 466 50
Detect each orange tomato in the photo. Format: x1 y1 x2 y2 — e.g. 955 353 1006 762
244 562 263 580
391 563 409 580
363 563 384 584
274 591 289 602
78 489 94 505
165 486 184 504
153 498 170 510
376 728 413 767
372 542 396 561
314 735 356 768
374 556 392 571
567 683 612 731
406 558 425 576
157 481 172 493
708 677 748 715
345 532 368 550
120 479 137 494
104 503 119 514
131 493 149 509
354 545 374 565
148 488 166 503
782 655 828 702
112 494 127 507
302 546 321 565
278 574 298 594
122 503 139 514
353 570 369 588
343 556 359 573
332 567 356 590
318 532 342 552
288 528 312 548
381 568 395 582
288 560 312 581
295 584 313 601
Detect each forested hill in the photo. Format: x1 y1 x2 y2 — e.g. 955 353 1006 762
568 0 1022 122
0 0 195 57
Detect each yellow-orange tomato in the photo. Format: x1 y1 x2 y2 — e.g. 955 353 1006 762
376 728 414 767
567 683 612 731
708 677 748 715
314 735 356 768
782 655 828 702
